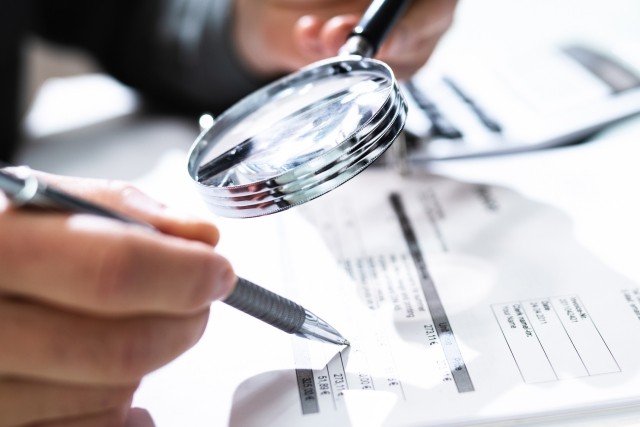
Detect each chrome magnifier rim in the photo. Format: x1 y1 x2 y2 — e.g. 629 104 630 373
187 0 410 218
188 57 406 217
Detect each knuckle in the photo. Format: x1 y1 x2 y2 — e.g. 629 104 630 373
103 180 153 213
106 180 141 202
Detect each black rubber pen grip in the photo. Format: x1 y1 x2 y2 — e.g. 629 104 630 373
224 277 307 334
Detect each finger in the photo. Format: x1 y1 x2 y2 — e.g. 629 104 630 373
292 15 325 62
0 298 209 385
125 408 155 427
33 172 221 246
0 209 235 315
378 0 457 59
312 0 456 57
0 377 136 427
310 0 457 78
315 14 439 80
27 407 129 427
318 15 359 56
381 36 442 81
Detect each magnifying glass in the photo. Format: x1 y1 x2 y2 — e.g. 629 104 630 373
188 0 411 218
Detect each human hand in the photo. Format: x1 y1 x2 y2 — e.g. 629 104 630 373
0 171 236 427
234 0 457 80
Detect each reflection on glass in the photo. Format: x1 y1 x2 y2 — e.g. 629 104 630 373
201 73 391 186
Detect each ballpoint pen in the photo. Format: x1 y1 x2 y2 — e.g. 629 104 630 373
0 166 349 346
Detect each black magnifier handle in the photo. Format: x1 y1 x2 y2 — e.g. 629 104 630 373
343 0 412 57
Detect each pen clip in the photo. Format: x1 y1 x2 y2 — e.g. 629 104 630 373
0 165 40 206
11 172 38 207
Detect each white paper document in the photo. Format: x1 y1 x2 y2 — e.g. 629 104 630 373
134 168 640 426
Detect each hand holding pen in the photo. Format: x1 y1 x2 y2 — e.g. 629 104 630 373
0 166 347 345
0 165 347 427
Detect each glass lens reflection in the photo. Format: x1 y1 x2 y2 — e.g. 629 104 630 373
201 72 391 186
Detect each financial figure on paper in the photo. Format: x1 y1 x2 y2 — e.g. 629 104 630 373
0 1 456 426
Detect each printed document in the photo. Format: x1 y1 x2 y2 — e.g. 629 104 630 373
134 167 640 426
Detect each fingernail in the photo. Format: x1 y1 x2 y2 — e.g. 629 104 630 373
217 265 237 300
123 187 167 216
126 189 202 223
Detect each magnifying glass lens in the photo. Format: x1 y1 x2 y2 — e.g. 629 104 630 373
188 58 406 218
198 71 392 186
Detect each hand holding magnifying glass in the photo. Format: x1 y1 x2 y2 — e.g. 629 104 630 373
235 0 456 81
188 0 412 218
